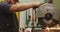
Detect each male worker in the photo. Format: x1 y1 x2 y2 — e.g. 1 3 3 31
0 0 42 32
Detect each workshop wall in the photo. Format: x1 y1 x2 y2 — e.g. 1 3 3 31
53 0 60 21
0 0 3 2
19 0 44 28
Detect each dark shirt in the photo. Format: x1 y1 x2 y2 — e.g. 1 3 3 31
0 2 19 32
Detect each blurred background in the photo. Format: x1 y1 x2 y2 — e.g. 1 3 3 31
0 0 60 32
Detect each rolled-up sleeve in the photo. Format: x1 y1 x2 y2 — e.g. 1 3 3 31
0 2 12 13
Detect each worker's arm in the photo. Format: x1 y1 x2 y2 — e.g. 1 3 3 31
9 2 41 12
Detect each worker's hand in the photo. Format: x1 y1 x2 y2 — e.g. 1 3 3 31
32 2 43 8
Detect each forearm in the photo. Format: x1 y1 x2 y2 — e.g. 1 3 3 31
17 3 34 11
10 3 34 12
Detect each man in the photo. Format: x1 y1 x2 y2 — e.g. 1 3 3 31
0 0 42 32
